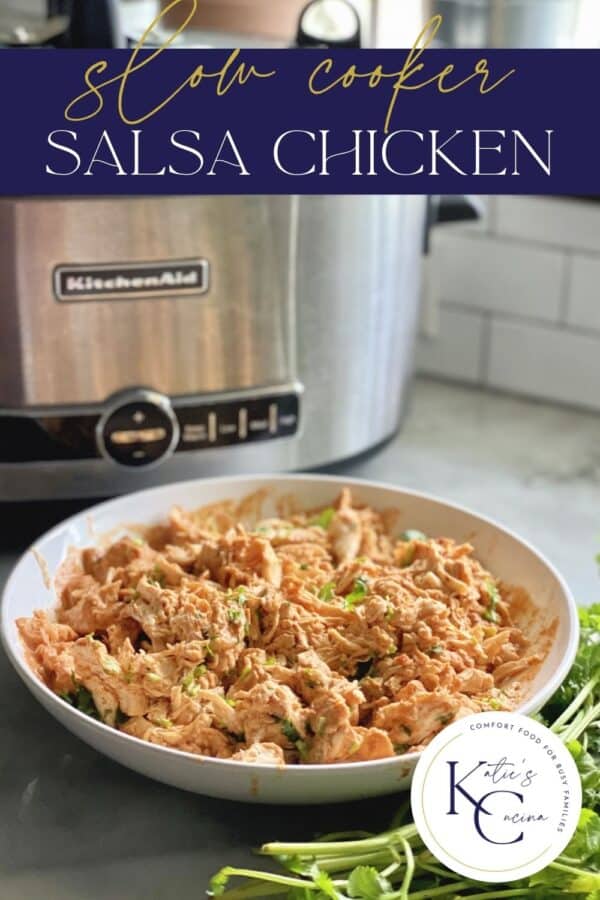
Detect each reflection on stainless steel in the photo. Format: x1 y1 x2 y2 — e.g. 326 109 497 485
0 12 68 45
0 196 293 406
427 0 582 48
0 194 425 499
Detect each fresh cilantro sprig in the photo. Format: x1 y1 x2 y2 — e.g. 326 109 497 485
59 683 100 720
209 604 600 900
345 578 369 610
482 581 501 624
310 508 336 530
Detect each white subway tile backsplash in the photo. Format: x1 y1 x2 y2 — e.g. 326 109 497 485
567 254 600 331
495 197 600 253
430 232 564 322
416 305 485 383
425 197 600 413
487 318 600 411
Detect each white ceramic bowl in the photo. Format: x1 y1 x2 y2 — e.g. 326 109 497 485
1 475 579 805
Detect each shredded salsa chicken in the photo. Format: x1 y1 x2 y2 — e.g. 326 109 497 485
18 489 544 765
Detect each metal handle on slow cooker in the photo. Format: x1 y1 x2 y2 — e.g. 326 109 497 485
67 0 123 48
296 0 362 49
423 195 483 254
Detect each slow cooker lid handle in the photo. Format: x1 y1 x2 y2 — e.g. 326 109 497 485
434 195 485 224
67 0 123 48
296 0 361 48
423 194 483 254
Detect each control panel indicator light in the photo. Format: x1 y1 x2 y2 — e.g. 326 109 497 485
238 407 248 440
208 412 218 443
269 403 278 434
110 427 167 446
249 418 268 432
182 424 207 442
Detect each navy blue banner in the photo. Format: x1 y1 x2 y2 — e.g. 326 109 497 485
1 44 598 194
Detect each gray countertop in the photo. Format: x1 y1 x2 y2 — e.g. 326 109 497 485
1 378 599 899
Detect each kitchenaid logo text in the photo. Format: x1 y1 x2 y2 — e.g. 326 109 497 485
411 713 582 883
54 260 209 302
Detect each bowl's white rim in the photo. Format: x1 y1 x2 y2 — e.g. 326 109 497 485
0 472 580 777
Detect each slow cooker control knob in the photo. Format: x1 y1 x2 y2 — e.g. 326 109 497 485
96 390 180 468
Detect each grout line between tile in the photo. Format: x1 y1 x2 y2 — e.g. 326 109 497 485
558 251 573 327
478 311 492 385
433 224 600 257
478 309 600 341
438 299 565 330
486 196 498 236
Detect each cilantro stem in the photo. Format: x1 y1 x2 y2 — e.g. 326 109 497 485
452 891 534 899
549 861 593 878
261 825 419 858
557 708 585 742
557 855 581 865
212 867 320 892
551 671 600 732
312 850 399 873
213 883 285 899
417 860 464 880
381 861 401 879
417 850 464 873
407 881 473 898
207 602 600 900
561 698 600 744
386 837 414 899
388 799 412 828
317 830 375 841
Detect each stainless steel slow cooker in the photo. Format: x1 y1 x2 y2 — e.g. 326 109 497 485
0 193 476 500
